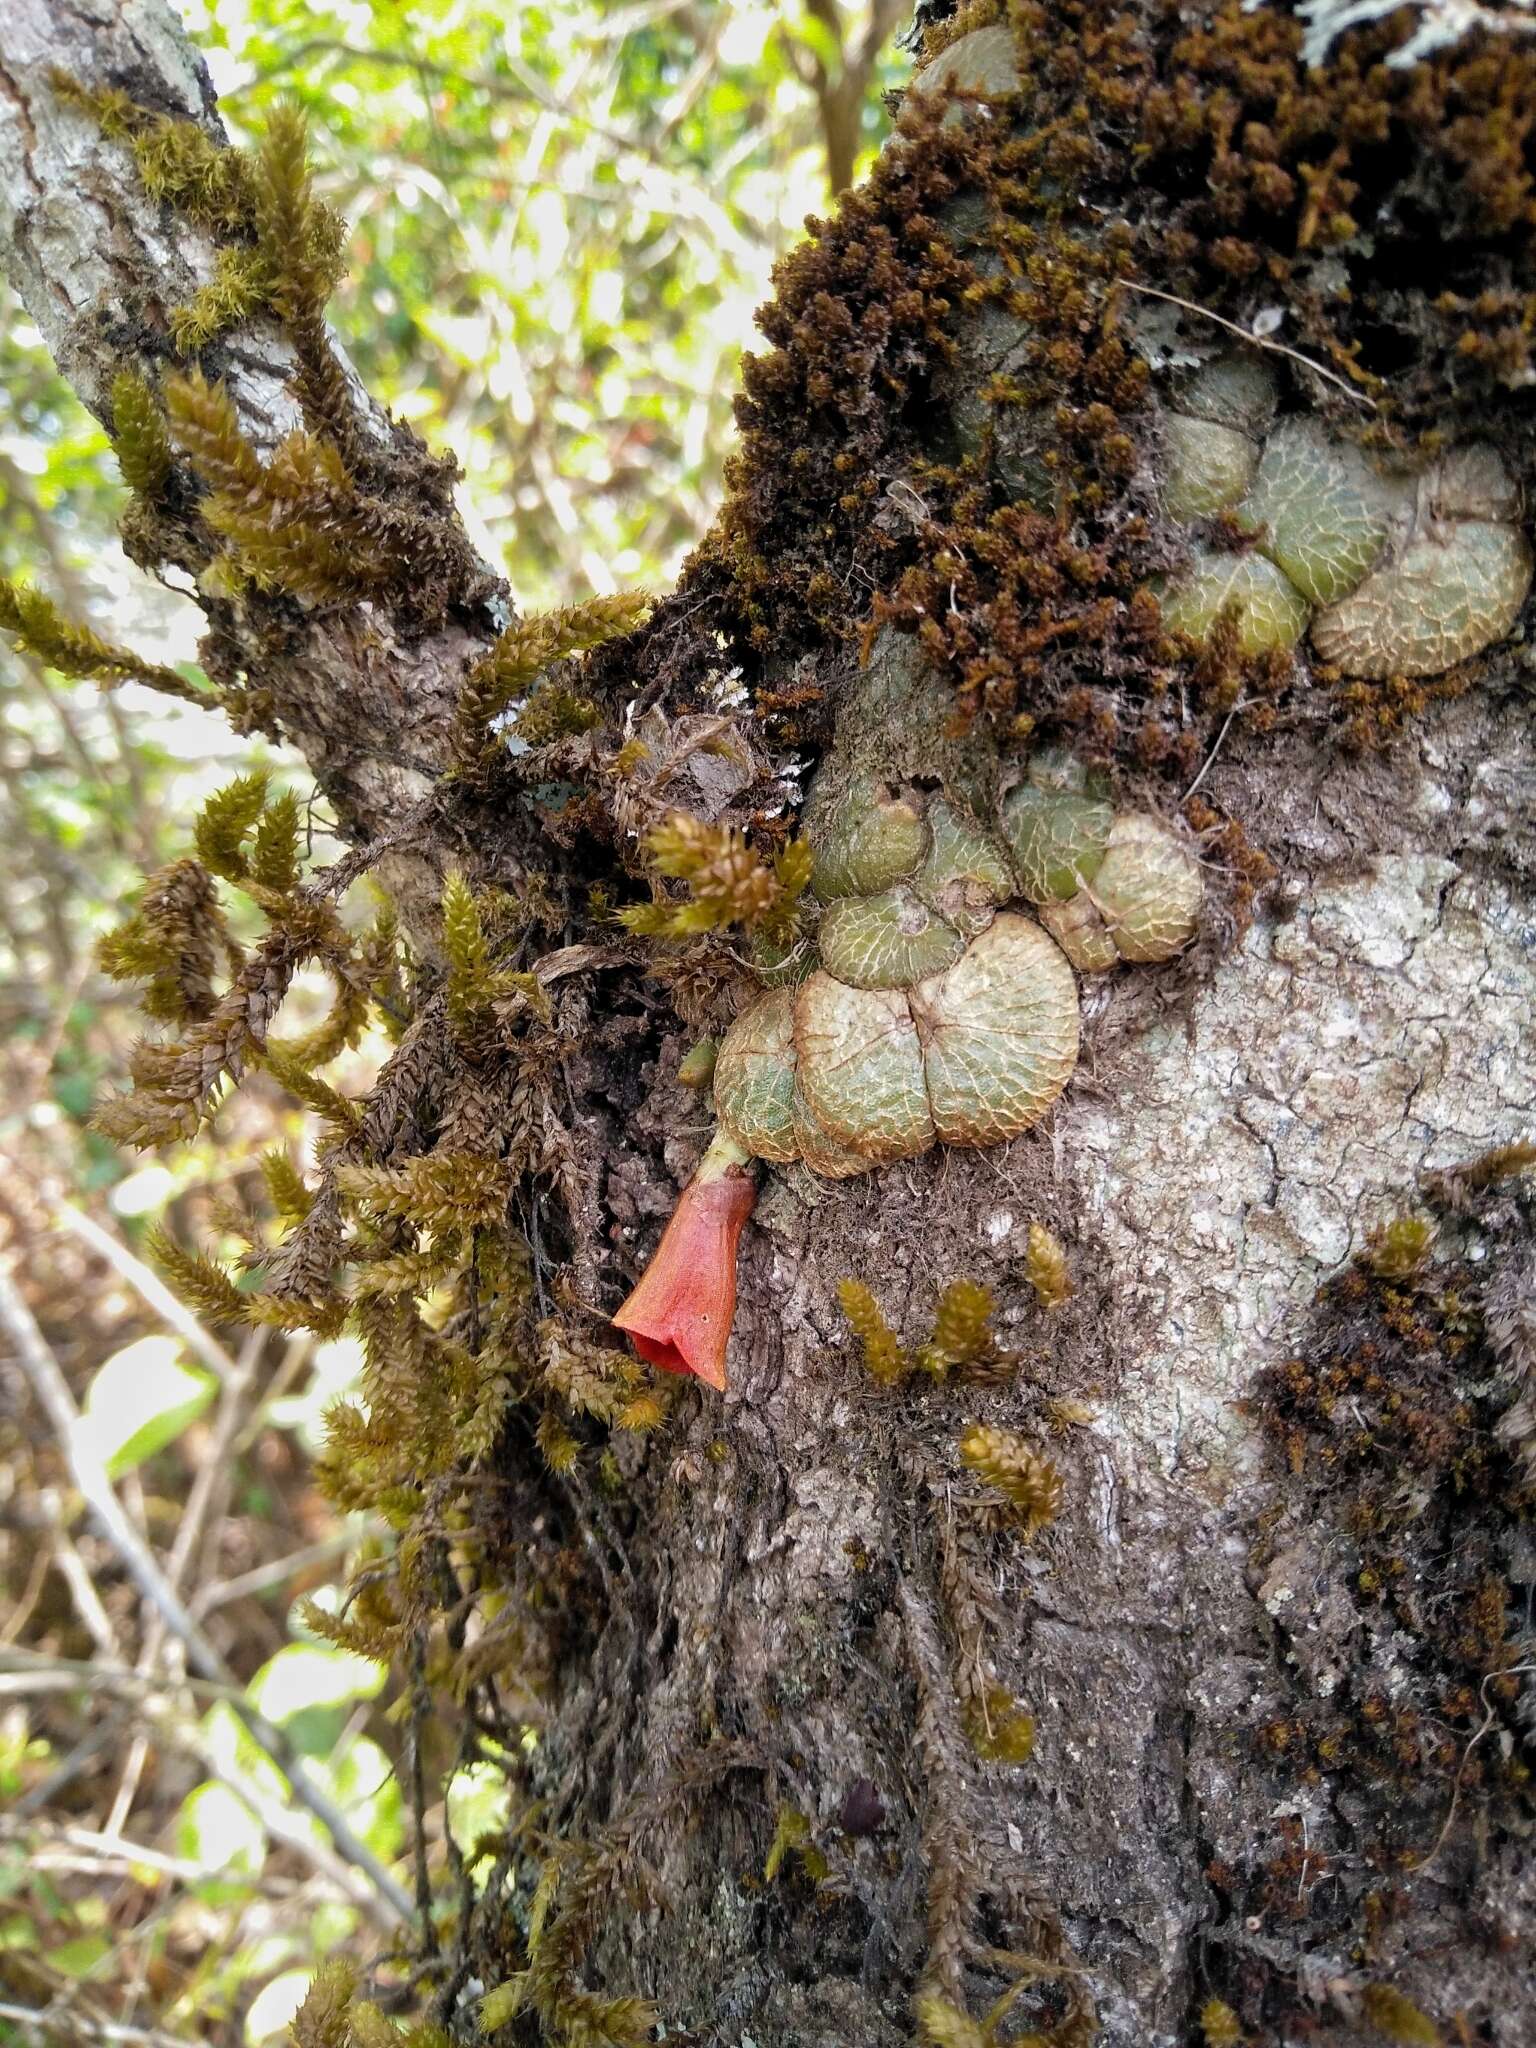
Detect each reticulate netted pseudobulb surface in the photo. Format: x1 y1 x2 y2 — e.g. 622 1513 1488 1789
1156 357 1533 677
712 751 1203 1177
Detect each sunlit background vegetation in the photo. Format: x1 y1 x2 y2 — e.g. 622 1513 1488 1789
0 4 903 2039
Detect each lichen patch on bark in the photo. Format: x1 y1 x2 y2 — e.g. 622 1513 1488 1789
1070 752 1535 1476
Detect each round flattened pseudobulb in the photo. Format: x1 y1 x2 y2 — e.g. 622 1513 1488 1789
793 974 935 1163
1158 548 1311 657
1428 444 1521 523
1163 414 1260 522
1090 812 1204 963
714 988 799 1164
810 779 928 902
909 913 1079 1148
915 799 1013 937
1174 354 1279 438
1237 418 1408 605
818 885 966 990
1040 892 1117 973
791 1082 869 1180
1001 783 1113 903
1310 522 1534 679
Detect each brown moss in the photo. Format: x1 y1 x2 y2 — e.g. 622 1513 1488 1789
1209 1162 1536 2037
586 0 1536 812
1139 3 1536 409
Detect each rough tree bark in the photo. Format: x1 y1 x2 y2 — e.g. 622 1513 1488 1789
3 4 1534 2047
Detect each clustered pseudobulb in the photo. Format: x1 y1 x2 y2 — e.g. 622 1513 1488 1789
1157 355 1533 677
712 748 1202 1179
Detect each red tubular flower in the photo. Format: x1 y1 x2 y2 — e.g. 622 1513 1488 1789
613 1130 757 1391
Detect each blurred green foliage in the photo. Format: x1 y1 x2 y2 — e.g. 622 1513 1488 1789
191 0 903 604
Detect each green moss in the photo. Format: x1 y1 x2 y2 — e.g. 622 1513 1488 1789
0 574 205 703
110 369 173 496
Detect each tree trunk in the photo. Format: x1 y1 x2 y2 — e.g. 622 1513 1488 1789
4 6 1535 2046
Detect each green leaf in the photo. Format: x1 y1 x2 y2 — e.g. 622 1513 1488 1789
243 1967 316 2048
0 1912 38 1951
176 1779 267 1880
312 1735 403 1861
247 1641 387 1725
79 1334 216 1478
47 1931 113 1978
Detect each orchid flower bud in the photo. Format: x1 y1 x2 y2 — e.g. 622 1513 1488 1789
612 1130 757 1391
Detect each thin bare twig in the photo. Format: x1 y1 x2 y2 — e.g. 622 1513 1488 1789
230 1329 313 1455
106 1323 268 1837
1413 1661 1536 1873
49 1201 239 1384
37 1486 122 1658
1118 280 1379 410
0 1999 206 2048
0 1816 314 1896
1182 697 1251 802
2 1648 407 1924
189 1530 356 1622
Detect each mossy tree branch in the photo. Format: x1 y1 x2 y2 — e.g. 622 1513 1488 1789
0 0 503 930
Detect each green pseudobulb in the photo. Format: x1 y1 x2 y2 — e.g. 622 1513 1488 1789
818 885 966 990
725 731 1206 1176
1000 783 1113 902
1163 414 1260 522
915 799 1013 935
1154 357 1531 676
809 775 926 901
1158 548 1311 656
1236 418 1407 605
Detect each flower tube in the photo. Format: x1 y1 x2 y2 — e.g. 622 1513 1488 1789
612 1130 757 1390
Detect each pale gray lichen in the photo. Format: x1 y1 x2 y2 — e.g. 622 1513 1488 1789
1294 0 1536 71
